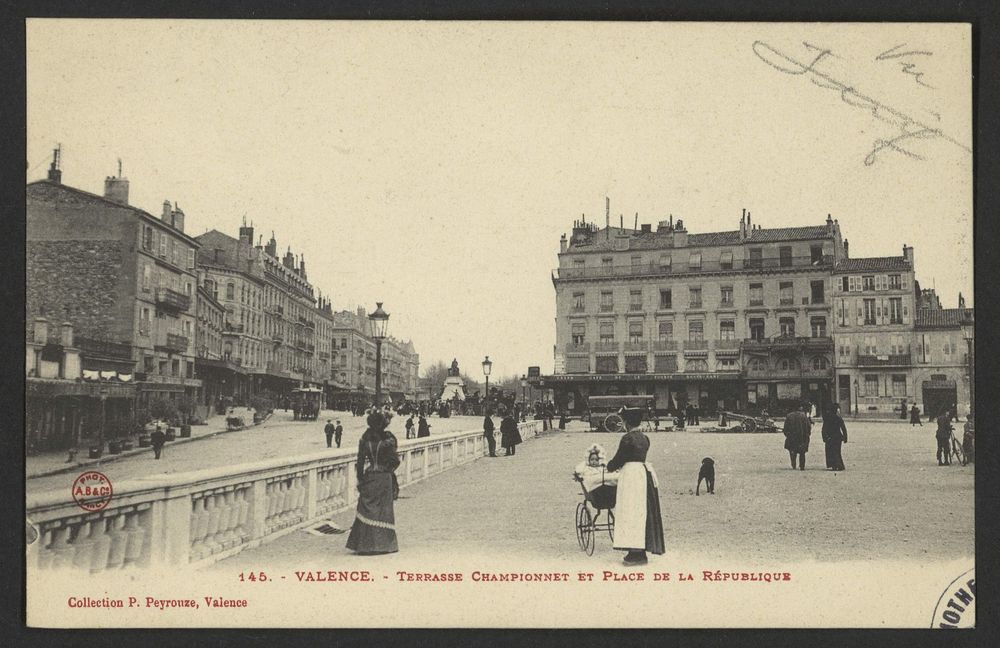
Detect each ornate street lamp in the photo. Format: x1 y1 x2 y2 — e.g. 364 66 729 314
853 378 859 417
520 374 528 407
961 311 974 419
482 355 493 412
368 302 389 405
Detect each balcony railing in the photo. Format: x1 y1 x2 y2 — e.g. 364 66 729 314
652 340 678 351
165 333 190 354
553 254 834 280
594 341 619 352
224 323 245 334
715 339 740 350
742 335 833 351
564 342 591 353
155 288 191 312
857 353 913 367
684 339 709 350
75 336 133 360
623 340 648 352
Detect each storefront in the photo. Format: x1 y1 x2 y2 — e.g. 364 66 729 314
542 372 741 416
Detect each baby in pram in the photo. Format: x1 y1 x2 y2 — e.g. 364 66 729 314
574 443 619 501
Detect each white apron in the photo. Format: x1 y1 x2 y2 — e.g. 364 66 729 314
612 461 659 550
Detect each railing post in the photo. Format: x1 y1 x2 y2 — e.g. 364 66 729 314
250 477 268 540
346 460 357 506
148 493 192 567
305 467 318 520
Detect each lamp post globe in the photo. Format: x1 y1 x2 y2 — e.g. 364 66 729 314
482 355 492 412
368 302 390 406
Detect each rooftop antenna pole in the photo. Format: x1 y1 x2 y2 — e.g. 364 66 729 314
117 158 122 178
634 212 638 232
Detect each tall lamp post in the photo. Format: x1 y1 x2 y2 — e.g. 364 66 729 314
520 375 528 408
853 378 859 417
368 302 389 406
482 356 492 412
961 312 974 420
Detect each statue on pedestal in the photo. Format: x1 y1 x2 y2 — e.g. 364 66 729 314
441 358 466 401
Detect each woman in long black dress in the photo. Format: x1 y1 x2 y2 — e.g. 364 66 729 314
606 426 665 565
821 404 848 471
500 413 522 456
346 412 400 554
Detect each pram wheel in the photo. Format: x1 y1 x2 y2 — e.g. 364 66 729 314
607 510 615 542
576 502 595 555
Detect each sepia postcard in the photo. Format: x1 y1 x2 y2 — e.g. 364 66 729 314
24 20 974 629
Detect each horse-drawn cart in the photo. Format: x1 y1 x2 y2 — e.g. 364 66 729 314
721 411 779 433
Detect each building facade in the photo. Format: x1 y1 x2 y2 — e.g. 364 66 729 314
546 211 841 416
912 307 974 420
329 307 421 405
27 170 203 411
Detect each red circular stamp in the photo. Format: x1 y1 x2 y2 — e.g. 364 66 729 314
72 471 113 512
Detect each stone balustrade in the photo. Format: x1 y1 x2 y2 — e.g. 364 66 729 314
26 420 543 573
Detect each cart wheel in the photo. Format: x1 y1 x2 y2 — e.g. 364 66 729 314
607 510 615 542
603 413 625 433
577 503 594 554
742 419 757 433
951 436 965 466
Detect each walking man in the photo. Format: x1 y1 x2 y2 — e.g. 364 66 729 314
324 419 336 448
405 415 415 439
483 412 497 457
910 404 923 426
783 401 812 470
151 423 166 460
936 409 953 466
334 420 343 448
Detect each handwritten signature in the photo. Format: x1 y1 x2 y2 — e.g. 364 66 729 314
751 41 970 166
876 44 935 89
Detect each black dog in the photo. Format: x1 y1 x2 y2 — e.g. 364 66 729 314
696 457 715 495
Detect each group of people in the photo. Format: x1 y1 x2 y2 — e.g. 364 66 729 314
482 412 523 457
781 401 849 471
403 414 432 439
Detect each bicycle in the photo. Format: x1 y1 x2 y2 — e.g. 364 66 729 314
949 430 968 466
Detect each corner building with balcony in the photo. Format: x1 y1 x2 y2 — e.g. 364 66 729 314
547 210 842 417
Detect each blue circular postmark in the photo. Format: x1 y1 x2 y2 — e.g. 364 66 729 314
930 567 975 629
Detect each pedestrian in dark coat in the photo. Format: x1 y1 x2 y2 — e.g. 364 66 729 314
151 425 166 460
821 405 848 471
334 420 343 448
783 402 812 470
936 410 953 466
405 415 415 439
499 414 522 456
900 399 908 420
324 419 336 448
483 414 497 457
417 415 431 438
910 404 922 426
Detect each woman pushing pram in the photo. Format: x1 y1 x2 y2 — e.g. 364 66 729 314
573 444 619 555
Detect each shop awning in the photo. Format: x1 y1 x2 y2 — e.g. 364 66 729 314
542 372 741 384
922 380 957 390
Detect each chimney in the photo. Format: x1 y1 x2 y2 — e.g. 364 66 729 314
60 321 74 347
559 233 568 253
299 253 307 279
673 219 687 247
958 292 966 309
239 217 254 247
162 200 172 221
739 208 747 240
171 203 185 233
826 213 834 232
283 247 295 269
902 244 914 268
265 232 277 257
640 223 652 234
103 165 130 205
843 239 849 258
33 317 49 344
47 145 62 184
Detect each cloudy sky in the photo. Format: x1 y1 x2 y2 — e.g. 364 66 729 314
27 21 972 379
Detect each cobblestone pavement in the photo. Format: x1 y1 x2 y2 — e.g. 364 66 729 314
208 421 974 571
25 410 486 494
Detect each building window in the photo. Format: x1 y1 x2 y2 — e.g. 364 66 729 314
600 291 614 312
889 274 902 290
863 335 877 356
686 359 709 372
863 299 877 325
748 248 762 268
599 321 615 342
143 226 153 250
658 321 673 341
187 248 195 270
748 357 768 372
890 334 906 355
720 251 733 270
862 275 875 291
142 265 151 292
572 292 585 312
596 355 618 374
566 356 589 374
631 254 642 267
571 322 586 344
717 358 739 371
810 244 823 264
226 283 235 300
842 276 850 292
749 283 764 306
629 289 643 311
601 257 613 271
720 320 736 340
688 252 702 270
688 320 704 341
659 289 672 310
159 235 167 258
892 374 907 396
848 276 860 292
864 374 879 396
625 355 647 374
628 321 644 343
689 287 702 309
810 356 829 371
889 297 903 324
779 246 792 267
341 338 347 349
658 254 672 271
720 285 733 305
779 316 795 337
810 316 827 338
654 355 677 372
779 281 794 305
749 318 765 341
776 357 799 371
810 280 825 304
